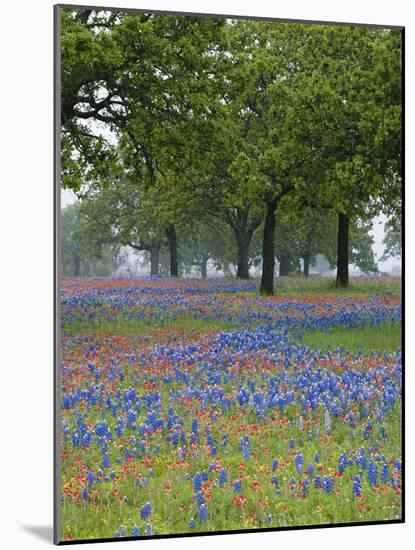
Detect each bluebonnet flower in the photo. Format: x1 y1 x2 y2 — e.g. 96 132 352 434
324 476 334 493
95 421 108 437
140 502 152 520
355 448 367 468
144 524 153 536
272 458 279 472
189 518 196 529
295 452 304 473
233 480 241 493
314 452 320 463
131 525 140 537
338 452 347 474
306 463 315 476
193 472 202 492
72 430 80 447
271 476 279 492
266 514 272 525
302 479 311 497
199 503 208 522
239 435 251 460
219 468 227 487
352 474 362 497
368 460 378 486
81 486 88 501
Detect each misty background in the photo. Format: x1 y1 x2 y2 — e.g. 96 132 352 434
61 188 400 277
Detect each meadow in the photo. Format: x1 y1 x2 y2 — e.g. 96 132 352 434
59 276 402 541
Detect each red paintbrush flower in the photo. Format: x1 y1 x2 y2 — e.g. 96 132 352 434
232 495 247 507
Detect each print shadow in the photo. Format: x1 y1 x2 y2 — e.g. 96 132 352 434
21 525 53 543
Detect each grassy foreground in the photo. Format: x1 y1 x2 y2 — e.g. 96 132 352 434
59 276 402 541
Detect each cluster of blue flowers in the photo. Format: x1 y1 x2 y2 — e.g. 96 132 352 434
60 278 401 537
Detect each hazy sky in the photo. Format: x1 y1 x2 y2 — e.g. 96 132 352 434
61 188 398 273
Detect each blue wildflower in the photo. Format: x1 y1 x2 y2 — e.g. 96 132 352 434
219 468 227 488
295 452 304 473
193 472 202 492
199 503 208 522
140 502 152 520
368 460 378 486
306 463 315 476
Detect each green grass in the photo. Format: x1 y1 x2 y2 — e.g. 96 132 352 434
266 275 402 298
61 396 402 539
298 322 401 354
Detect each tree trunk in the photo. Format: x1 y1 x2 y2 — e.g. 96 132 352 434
260 198 277 295
279 253 290 276
166 225 178 277
303 251 310 277
150 243 160 276
74 254 80 277
228 207 261 280
201 254 208 280
236 237 250 279
336 212 349 288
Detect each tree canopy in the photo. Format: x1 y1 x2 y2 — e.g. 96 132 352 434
60 9 402 291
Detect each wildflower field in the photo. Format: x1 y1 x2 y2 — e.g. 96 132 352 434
59 276 402 541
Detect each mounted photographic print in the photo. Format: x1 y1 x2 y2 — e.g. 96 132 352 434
54 3 404 544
